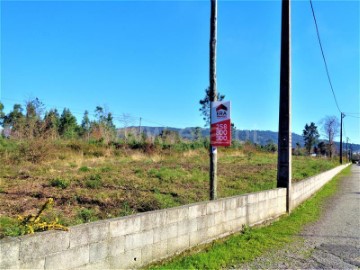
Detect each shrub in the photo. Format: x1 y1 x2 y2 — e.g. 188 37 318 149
50 178 70 189
79 166 90 172
77 208 97 223
85 174 102 189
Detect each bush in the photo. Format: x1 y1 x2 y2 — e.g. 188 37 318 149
85 174 102 189
50 178 70 189
18 140 51 163
79 166 90 172
77 208 97 223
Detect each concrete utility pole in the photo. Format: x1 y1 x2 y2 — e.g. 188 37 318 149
209 0 218 200
277 0 292 212
340 112 345 164
346 137 349 162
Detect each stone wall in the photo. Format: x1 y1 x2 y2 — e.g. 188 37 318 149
0 164 349 269
1 189 286 269
291 164 349 209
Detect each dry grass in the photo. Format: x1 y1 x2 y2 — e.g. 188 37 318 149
0 139 339 238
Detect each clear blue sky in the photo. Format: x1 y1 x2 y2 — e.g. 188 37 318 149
1 0 359 144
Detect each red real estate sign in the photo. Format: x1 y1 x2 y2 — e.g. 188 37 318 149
210 101 231 147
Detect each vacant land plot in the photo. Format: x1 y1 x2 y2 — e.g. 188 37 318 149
0 139 338 238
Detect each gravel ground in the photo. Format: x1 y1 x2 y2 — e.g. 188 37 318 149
233 164 360 270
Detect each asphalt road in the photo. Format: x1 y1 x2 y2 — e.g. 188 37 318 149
236 164 360 269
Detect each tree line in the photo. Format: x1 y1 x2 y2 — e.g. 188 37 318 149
0 97 344 159
0 99 116 143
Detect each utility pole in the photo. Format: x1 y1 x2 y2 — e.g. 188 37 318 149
209 0 218 200
277 0 292 213
139 117 142 135
346 137 349 162
340 113 345 164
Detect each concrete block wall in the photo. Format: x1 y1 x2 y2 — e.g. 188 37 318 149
0 188 286 269
1 164 349 269
291 163 349 209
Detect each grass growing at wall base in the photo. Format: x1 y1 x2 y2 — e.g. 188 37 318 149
149 165 351 270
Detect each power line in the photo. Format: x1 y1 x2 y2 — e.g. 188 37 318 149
309 0 342 113
346 114 360 119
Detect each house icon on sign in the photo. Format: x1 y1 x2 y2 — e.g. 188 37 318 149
216 104 227 118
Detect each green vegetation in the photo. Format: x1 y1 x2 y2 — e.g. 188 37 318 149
50 178 70 189
0 138 340 239
149 166 351 269
0 98 342 238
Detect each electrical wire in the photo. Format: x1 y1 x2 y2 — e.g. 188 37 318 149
309 0 342 113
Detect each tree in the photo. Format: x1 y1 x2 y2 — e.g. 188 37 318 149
80 110 91 140
193 127 202 141
231 122 237 142
58 108 78 139
43 109 60 139
0 102 5 127
320 116 340 158
317 141 327 156
199 87 225 127
3 104 25 138
93 106 116 143
24 98 45 139
302 122 320 155
159 129 180 144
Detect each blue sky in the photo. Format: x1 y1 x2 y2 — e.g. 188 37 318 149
1 0 359 144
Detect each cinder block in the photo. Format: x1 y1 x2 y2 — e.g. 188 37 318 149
0 237 20 269
153 223 177 243
235 206 246 218
224 219 238 233
20 257 45 269
177 220 190 236
206 200 224 214
140 211 166 231
225 209 236 222
247 193 260 204
166 207 189 225
225 197 237 210
167 234 189 255
188 218 198 233
189 203 207 219
236 196 247 207
20 231 69 261
141 245 153 264
45 244 89 269
196 214 215 230
90 241 108 263
151 240 168 260
207 224 225 239
109 215 141 238
69 225 89 248
190 230 208 246
125 230 153 251
234 217 247 229
214 211 225 225
88 220 109 243
109 236 125 257
109 249 142 269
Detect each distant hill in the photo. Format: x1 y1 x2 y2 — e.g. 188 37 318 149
118 126 360 152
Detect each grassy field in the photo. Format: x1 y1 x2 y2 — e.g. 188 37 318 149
149 166 351 269
0 139 339 238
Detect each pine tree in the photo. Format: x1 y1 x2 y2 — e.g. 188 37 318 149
302 122 320 155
